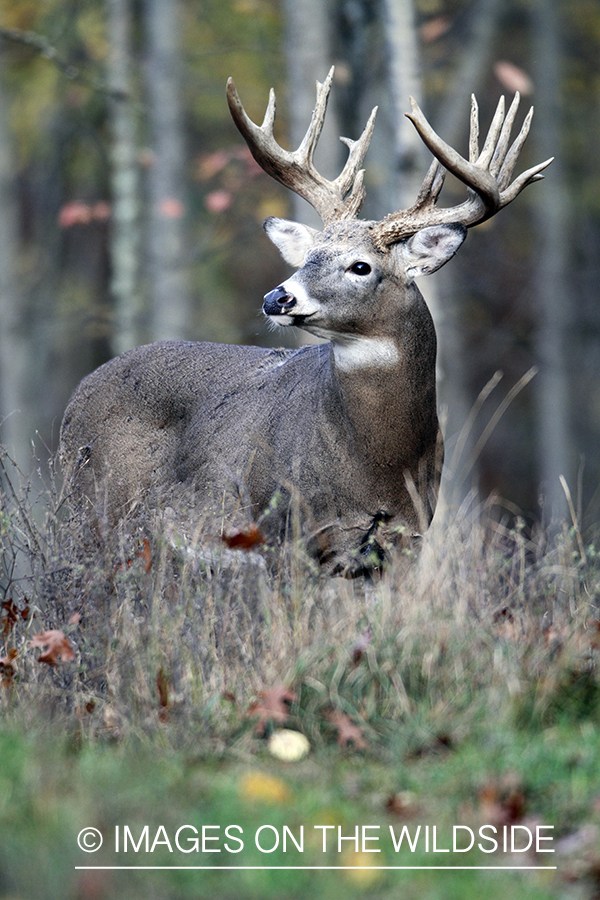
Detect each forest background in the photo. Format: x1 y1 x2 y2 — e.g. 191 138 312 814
0 0 598 527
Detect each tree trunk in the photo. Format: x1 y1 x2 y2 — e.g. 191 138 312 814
108 0 142 355
531 0 571 522
0 53 28 471
282 0 339 229
143 0 190 341
382 0 427 206
425 0 503 499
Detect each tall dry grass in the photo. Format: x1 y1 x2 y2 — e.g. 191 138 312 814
1 439 599 758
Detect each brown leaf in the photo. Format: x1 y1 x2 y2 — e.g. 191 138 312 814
247 685 296 735
140 538 152 573
494 61 534 96
420 16 451 43
156 667 170 721
325 710 368 750
478 775 526 827
588 618 600 650
1 599 19 638
75 699 96 719
222 524 265 551
30 630 76 666
159 197 185 219
352 628 372 665
386 790 421 819
68 611 82 625
0 648 18 686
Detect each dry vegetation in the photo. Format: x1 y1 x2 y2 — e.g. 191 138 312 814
1 440 599 754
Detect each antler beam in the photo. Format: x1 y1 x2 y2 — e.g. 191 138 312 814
227 66 378 226
371 93 554 251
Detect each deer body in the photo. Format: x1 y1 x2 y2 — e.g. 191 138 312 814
61 219 460 570
60 69 551 573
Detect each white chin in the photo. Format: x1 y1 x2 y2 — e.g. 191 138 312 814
267 314 295 326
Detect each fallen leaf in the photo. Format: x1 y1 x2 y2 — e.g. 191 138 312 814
222 523 265 550
156 667 170 722
325 710 368 750
0 648 18 686
75 699 96 719
1 599 19 638
30 630 76 666
587 618 600 649
340 848 383 885
478 774 526 827
239 771 292 804
385 790 421 818
247 685 296 735
140 537 152 573
352 627 372 665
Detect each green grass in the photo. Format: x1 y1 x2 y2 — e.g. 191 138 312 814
1 446 600 898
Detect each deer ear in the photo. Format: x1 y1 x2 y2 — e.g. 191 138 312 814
401 223 467 277
263 217 319 268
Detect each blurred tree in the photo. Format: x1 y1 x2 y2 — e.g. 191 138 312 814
0 49 27 470
108 0 142 355
282 0 340 229
531 0 571 522
143 0 190 340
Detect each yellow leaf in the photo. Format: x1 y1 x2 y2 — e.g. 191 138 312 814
238 771 292 805
341 848 384 886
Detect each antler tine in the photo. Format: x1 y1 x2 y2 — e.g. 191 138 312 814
405 96 500 212
227 68 378 226
477 95 505 169
469 94 479 163
414 159 446 209
337 105 378 197
499 156 554 204
297 66 334 167
371 93 553 251
490 92 521 178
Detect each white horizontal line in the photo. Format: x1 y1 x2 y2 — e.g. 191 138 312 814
75 865 558 871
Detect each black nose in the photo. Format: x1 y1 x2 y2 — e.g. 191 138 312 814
263 286 296 315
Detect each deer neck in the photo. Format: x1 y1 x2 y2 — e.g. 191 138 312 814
328 296 438 463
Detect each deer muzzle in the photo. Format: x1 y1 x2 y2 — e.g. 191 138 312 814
263 285 296 315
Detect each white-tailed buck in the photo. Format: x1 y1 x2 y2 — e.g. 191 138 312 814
60 68 552 574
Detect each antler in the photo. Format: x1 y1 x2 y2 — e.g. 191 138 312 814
371 93 554 251
226 66 378 226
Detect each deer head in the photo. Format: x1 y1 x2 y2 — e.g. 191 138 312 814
227 68 552 333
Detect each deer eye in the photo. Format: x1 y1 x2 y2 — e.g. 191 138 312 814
349 261 372 276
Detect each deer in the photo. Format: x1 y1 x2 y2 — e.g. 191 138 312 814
59 68 552 575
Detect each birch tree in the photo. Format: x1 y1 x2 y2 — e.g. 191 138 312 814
531 0 571 521
0 52 28 471
108 0 142 355
143 0 190 341
282 0 339 229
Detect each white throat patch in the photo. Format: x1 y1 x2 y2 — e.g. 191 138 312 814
331 335 400 371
